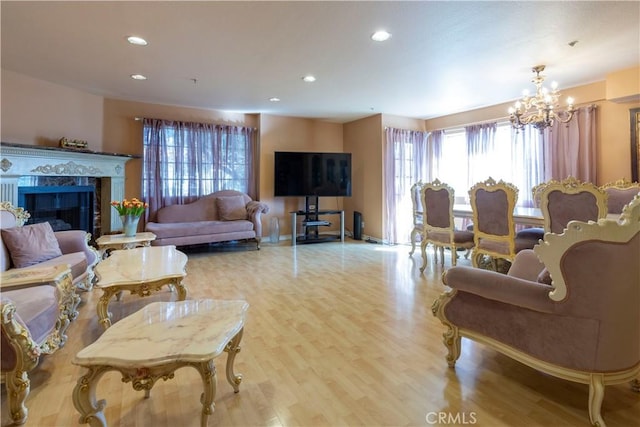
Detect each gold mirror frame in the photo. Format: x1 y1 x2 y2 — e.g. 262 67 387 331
631 107 640 182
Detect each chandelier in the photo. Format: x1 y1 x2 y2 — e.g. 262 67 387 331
508 65 575 132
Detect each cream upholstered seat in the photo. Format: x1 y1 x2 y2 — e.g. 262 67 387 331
539 176 608 234
419 179 474 271
468 177 536 270
408 181 424 256
601 178 640 214
432 195 640 427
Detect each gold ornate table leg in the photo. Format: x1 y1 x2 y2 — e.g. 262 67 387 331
196 360 217 427
72 366 109 427
174 279 188 301
97 288 120 330
224 328 244 392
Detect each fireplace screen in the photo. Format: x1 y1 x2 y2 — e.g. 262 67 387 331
18 186 95 234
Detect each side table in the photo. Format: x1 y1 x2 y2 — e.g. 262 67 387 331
72 299 249 427
95 232 156 258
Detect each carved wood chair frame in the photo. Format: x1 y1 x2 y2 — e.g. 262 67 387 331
468 177 519 268
538 176 608 234
419 179 473 270
408 181 424 256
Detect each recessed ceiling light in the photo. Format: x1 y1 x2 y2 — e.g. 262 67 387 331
371 30 391 42
130 74 147 80
127 36 148 46
269 97 281 102
302 75 316 83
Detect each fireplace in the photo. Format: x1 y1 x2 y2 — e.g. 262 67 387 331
18 180 97 235
1 142 134 236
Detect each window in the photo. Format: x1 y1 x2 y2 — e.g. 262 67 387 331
435 122 544 207
388 121 545 244
142 119 257 218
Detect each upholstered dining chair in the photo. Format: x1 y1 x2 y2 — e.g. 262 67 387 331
432 195 640 427
419 179 474 272
468 177 537 270
539 176 608 234
409 181 424 256
600 178 640 214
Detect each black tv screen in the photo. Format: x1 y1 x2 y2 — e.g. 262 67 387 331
274 151 352 197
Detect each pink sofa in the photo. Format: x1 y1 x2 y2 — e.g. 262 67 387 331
145 190 269 249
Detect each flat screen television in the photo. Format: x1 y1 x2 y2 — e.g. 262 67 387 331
274 151 352 197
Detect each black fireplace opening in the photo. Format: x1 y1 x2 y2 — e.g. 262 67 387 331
18 186 95 235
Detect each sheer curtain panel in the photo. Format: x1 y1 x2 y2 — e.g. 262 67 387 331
544 105 597 182
383 127 429 244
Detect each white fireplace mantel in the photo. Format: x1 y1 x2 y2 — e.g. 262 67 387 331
0 143 136 233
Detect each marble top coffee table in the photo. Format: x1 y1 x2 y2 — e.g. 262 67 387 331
72 299 249 427
93 245 188 330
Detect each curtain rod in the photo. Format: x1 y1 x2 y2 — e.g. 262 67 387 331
133 117 257 130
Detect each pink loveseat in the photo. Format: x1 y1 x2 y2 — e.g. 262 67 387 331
145 190 269 249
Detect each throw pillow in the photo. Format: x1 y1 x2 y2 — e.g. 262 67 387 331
1 222 63 268
216 195 247 221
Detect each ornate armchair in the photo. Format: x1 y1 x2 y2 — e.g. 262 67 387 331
1 202 99 294
419 179 474 271
432 195 640 427
2 265 75 425
409 181 424 256
468 178 536 269
539 176 608 234
601 178 640 214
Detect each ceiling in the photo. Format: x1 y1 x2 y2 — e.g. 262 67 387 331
2 1 639 123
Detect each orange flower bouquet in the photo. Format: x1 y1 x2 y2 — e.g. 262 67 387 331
111 198 148 217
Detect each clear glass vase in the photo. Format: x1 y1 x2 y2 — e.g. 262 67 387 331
269 217 280 244
120 214 140 237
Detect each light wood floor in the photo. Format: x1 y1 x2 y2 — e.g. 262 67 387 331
2 241 638 426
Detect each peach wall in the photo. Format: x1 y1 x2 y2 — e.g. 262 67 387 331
1 69 103 148
259 114 344 238
606 66 640 102
343 114 383 239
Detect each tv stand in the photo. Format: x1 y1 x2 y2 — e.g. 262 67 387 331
290 196 345 246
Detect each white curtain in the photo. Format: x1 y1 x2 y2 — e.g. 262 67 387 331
383 127 429 244
426 130 443 181
465 122 497 191
511 125 546 207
